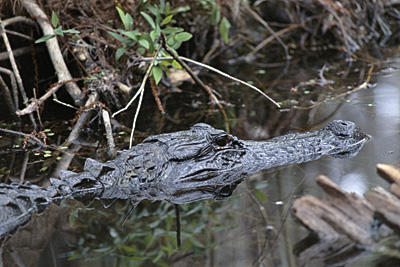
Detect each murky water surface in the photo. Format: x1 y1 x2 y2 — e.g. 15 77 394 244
1 49 400 266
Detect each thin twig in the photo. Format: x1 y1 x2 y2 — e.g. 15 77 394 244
0 67 19 110
174 204 181 248
244 4 290 63
160 32 230 131
141 56 281 108
160 33 218 102
2 16 36 27
5 29 35 41
0 18 36 128
0 46 45 62
0 19 29 102
0 128 46 148
112 85 144 117
33 88 43 129
0 75 17 118
113 45 162 148
16 77 86 116
246 25 300 59
150 78 165 114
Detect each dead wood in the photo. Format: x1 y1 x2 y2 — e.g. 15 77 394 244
292 175 375 246
292 165 400 263
365 187 400 234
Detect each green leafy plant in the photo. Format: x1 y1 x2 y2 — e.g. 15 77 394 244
109 1 192 84
66 200 224 265
35 11 80 43
197 0 231 44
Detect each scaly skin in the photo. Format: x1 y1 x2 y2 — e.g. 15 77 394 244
0 120 369 237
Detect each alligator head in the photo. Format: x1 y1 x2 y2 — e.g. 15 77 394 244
142 120 369 204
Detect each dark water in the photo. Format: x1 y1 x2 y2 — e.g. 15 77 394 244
1 49 400 266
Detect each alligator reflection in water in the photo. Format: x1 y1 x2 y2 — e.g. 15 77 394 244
0 120 369 237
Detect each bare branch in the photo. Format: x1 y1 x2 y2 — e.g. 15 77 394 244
21 0 82 104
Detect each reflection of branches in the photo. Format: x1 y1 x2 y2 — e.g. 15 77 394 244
294 64 374 110
243 4 290 63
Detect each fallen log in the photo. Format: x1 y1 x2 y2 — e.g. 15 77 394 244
292 164 400 264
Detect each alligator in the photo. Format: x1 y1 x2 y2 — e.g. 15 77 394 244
0 120 369 237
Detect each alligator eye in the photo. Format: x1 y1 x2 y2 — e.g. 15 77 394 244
215 135 231 147
217 185 233 197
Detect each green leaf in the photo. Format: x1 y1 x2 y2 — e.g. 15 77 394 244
51 11 59 28
211 5 221 25
174 32 192 42
170 5 191 15
146 33 156 54
63 29 80 34
165 1 171 15
159 0 165 13
146 5 158 16
116 7 127 28
166 33 175 46
188 236 205 248
139 39 150 49
53 26 64 36
123 31 138 41
171 41 182 50
115 47 126 61
161 15 173 26
35 34 55 43
171 60 182 69
125 13 134 30
150 28 160 42
137 47 146 55
108 31 126 42
162 27 183 34
219 17 231 44
141 12 156 29
152 66 163 84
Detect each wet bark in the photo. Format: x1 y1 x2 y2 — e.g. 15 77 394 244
292 164 400 264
